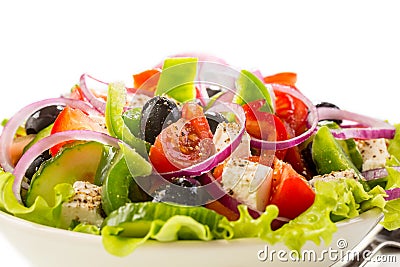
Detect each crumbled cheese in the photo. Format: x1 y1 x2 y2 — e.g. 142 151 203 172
221 158 272 211
213 122 251 159
61 181 104 228
309 169 359 187
356 139 390 171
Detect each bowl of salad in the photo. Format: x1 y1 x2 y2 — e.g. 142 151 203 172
1 53 400 267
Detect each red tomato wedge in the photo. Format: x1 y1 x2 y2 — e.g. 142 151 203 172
49 106 106 155
264 72 297 87
273 88 308 136
242 99 288 159
149 103 214 173
269 158 315 219
133 69 161 91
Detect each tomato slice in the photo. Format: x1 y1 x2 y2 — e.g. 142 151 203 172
243 99 288 159
263 72 297 87
149 102 215 173
49 106 106 155
269 158 315 219
133 69 161 91
273 87 308 136
149 139 180 173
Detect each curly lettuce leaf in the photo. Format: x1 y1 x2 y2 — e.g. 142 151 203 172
0 170 74 228
101 202 232 257
381 198 400 230
388 123 400 160
230 177 386 253
72 223 101 235
229 182 337 253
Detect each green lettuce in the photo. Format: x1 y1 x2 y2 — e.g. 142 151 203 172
381 198 400 230
384 156 400 189
0 170 74 228
100 177 387 257
388 123 400 160
72 223 101 235
101 202 232 257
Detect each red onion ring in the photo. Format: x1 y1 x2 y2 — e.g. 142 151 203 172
249 84 318 150
362 166 400 181
385 187 400 201
79 73 108 114
159 102 246 178
317 107 396 140
12 130 120 203
0 98 101 173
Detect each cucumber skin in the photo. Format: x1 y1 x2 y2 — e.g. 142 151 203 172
26 142 105 207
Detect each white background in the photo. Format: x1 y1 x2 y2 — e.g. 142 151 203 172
0 0 399 266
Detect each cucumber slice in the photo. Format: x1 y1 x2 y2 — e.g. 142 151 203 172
26 141 105 207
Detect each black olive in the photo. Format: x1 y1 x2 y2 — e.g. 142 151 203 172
25 105 64 134
152 177 203 205
206 86 222 97
140 96 181 144
25 150 51 181
315 102 342 125
315 101 340 110
171 177 201 187
300 141 317 179
205 111 228 134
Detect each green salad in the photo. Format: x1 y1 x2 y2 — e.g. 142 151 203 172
1 54 400 257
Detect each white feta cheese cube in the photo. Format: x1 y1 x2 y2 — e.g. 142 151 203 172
356 139 390 171
213 122 251 159
61 181 104 228
221 158 272 211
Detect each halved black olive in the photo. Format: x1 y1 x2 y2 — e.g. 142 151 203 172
24 150 52 181
152 177 202 205
315 101 342 125
205 111 228 134
140 96 181 144
25 105 64 134
206 86 222 97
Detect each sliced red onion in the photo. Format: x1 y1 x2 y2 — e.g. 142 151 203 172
362 166 400 181
317 107 396 140
12 130 120 203
79 73 108 114
159 102 246 178
0 98 101 173
385 187 400 201
250 84 318 150
251 69 265 81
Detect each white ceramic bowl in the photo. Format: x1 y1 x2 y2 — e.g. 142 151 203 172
0 207 383 267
